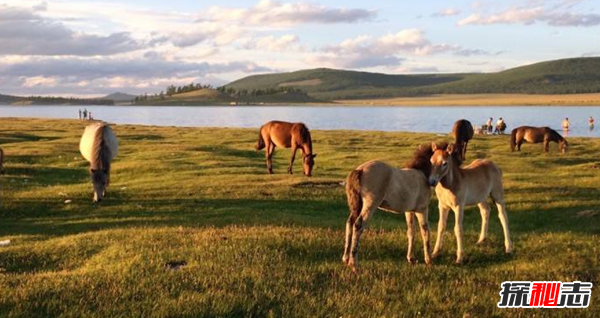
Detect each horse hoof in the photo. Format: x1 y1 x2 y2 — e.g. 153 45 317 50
425 259 433 266
407 257 417 265
432 251 440 259
455 257 464 265
476 238 486 245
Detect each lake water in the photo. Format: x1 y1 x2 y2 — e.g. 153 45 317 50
1 105 599 137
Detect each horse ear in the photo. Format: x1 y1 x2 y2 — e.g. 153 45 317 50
312 154 317 158
447 143 455 154
431 142 438 151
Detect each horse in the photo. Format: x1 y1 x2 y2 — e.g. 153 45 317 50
342 144 437 271
510 126 568 153
451 119 474 161
428 143 513 264
255 121 316 176
79 123 118 202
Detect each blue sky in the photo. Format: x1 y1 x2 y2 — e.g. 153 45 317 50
0 0 599 96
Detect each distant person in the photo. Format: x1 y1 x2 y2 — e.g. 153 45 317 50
562 117 570 131
83 108 88 120
487 117 493 133
495 117 506 134
589 116 595 130
88 112 93 120
78 109 82 120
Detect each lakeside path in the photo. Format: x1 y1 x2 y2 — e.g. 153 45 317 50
336 93 600 106
0 118 598 317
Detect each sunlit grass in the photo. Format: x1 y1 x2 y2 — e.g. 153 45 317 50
0 118 598 317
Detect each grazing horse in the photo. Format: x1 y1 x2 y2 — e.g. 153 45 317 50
255 121 317 176
451 119 474 162
510 126 568 153
79 123 118 202
343 144 437 271
428 143 513 264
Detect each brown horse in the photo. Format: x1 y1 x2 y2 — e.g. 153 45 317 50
451 119 474 161
428 143 512 264
343 144 437 271
510 126 568 153
255 121 316 176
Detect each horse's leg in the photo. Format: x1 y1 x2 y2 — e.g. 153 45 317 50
476 201 491 244
517 140 523 151
415 211 432 265
348 199 377 271
342 214 354 265
453 206 465 264
432 203 450 259
287 144 298 174
543 139 550 153
494 200 513 254
266 142 275 174
405 212 416 264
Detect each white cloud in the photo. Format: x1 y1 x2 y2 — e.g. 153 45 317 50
0 4 143 56
200 0 376 26
432 8 461 17
243 34 302 52
458 1 600 27
316 29 489 68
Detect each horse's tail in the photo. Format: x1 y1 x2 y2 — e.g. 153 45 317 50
510 129 517 152
255 130 265 150
346 169 363 222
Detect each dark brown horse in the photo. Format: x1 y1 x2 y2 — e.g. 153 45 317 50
451 119 474 162
510 126 568 153
255 121 317 176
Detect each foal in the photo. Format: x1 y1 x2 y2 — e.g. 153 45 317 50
428 143 513 264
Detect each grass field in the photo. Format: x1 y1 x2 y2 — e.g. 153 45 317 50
337 93 600 106
0 118 599 317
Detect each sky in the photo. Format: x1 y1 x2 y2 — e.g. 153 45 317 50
0 0 599 97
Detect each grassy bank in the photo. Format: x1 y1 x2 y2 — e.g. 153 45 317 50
0 118 599 317
337 93 600 106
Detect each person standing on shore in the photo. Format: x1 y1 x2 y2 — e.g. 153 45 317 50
487 117 493 133
78 109 82 120
83 108 88 120
589 116 595 130
562 117 570 130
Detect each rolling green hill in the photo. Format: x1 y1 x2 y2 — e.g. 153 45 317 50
225 57 600 100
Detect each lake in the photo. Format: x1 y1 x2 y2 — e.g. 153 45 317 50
1 105 599 137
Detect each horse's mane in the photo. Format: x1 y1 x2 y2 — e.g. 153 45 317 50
405 142 448 176
90 125 111 171
548 127 566 143
298 123 313 152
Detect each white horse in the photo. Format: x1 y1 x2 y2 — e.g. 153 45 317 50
80 123 118 202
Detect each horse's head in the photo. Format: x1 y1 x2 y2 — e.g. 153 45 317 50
303 153 317 177
560 139 568 154
90 168 109 202
428 142 455 186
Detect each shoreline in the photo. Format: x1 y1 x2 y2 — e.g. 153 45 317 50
1 117 597 139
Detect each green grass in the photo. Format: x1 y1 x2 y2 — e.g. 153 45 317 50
0 118 599 317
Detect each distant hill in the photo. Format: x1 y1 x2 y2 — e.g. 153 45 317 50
225 57 600 100
0 93 113 105
103 92 136 103
134 87 322 105
0 94 20 104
